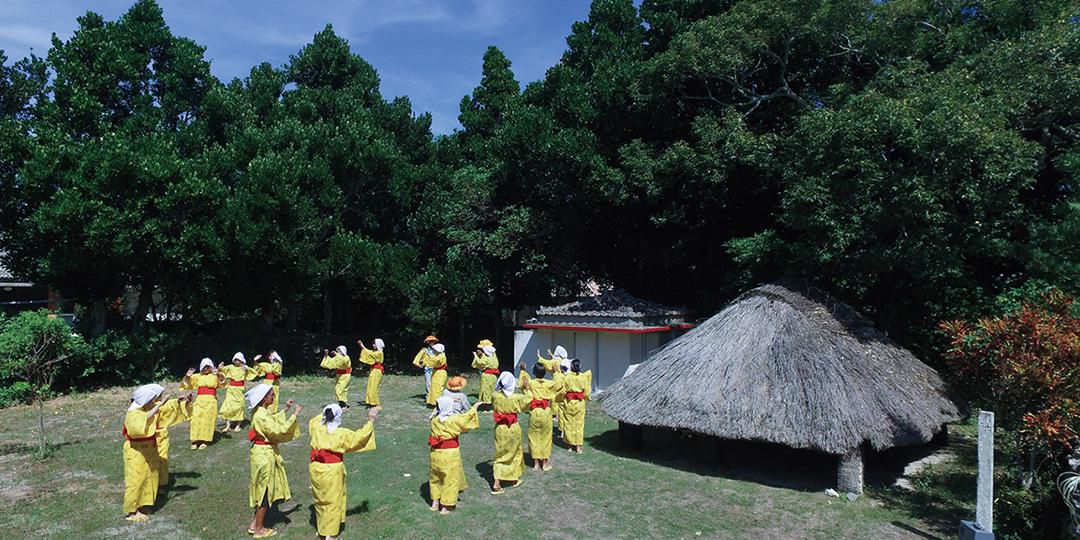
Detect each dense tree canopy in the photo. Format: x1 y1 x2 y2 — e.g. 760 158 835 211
0 0 1076 358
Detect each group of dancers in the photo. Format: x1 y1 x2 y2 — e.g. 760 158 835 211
120 335 592 539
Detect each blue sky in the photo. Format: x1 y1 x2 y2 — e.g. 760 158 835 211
0 0 594 134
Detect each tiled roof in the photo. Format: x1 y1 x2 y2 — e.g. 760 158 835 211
536 289 687 319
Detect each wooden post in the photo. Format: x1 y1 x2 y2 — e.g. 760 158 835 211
837 446 864 494
977 411 994 532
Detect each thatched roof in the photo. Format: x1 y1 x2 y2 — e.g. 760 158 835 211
600 281 960 454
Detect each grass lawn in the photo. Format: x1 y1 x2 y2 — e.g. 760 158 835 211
0 373 969 539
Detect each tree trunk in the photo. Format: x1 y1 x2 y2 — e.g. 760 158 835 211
1020 448 1036 489
132 280 154 335
322 289 332 333
36 397 47 457
285 301 298 332
89 298 107 338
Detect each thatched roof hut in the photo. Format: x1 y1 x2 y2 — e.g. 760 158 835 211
599 281 960 493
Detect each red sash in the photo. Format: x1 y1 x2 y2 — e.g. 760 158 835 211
228 379 245 387
336 368 352 375
483 368 499 375
565 391 586 401
372 363 384 372
428 436 460 449
434 365 447 371
248 429 270 446
122 425 157 445
197 387 217 396
493 412 518 426
265 373 279 381
310 449 344 463
529 399 550 410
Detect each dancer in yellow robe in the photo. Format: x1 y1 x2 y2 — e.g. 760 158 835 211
471 340 499 407
490 372 530 494
220 352 256 432
253 352 284 412
180 358 224 449
356 338 385 406
246 383 301 538
422 343 448 406
428 397 480 514
321 345 352 408
122 384 165 522
155 393 193 488
308 403 380 539
518 362 565 471
561 359 592 453
413 335 440 394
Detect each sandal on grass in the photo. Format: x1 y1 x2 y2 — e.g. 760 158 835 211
253 529 277 538
511 479 524 488
489 487 504 495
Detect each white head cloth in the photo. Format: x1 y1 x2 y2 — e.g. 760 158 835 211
199 357 214 371
270 351 283 364
245 384 273 410
130 384 164 409
560 358 572 373
253 354 263 363
373 338 385 351
496 371 517 397
482 345 496 356
432 343 445 354
335 345 347 355
322 404 343 433
232 352 247 364
553 345 568 359
431 395 457 421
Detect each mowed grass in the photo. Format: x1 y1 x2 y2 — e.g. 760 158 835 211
0 373 953 539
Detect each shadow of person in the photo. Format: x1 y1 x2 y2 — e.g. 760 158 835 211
266 498 301 529
419 481 432 504
346 500 369 516
474 460 494 487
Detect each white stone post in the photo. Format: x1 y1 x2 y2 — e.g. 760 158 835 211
977 411 994 532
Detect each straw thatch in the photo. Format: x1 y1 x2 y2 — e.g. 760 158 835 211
600 281 960 456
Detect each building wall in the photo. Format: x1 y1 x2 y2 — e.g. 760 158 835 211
514 328 677 392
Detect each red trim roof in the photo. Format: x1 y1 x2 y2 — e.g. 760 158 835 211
521 323 694 334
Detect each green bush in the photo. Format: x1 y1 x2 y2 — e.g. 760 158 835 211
0 381 32 407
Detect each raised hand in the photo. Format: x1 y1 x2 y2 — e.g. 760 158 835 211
185 368 196 377
368 406 382 422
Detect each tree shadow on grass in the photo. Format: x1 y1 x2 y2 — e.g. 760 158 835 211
0 440 81 457
870 426 977 538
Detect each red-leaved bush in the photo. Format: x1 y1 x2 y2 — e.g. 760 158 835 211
940 289 1080 451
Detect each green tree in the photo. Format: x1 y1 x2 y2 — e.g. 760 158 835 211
0 310 87 457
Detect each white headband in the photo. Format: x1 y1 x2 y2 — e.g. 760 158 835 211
245 384 273 410
373 339 385 351
322 404 343 433
199 358 214 371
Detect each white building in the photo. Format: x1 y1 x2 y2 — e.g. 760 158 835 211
513 289 692 392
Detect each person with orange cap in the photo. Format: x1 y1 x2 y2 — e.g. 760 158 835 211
356 338 386 406
414 336 448 406
471 340 499 408
413 335 439 393
442 376 471 414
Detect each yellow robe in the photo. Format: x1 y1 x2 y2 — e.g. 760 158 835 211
253 360 283 412
561 371 592 446
492 392 529 482
357 349 384 406
180 373 221 442
519 373 564 460
423 352 448 406
471 352 499 404
219 365 255 421
429 407 479 507
321 353 353 403
122 408 158 513
249 407 300 508
308 417 376 537
155 398 192 486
